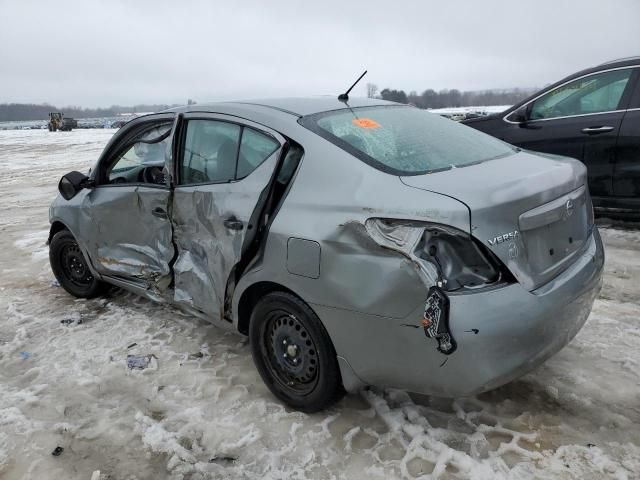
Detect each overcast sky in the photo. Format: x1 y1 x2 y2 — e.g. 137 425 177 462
1 0 639 107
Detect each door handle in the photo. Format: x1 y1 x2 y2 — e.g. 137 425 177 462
151 207 168 219
224 217 244 231
581 126 614 135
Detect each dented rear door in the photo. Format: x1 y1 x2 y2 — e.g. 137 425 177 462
171 113 285 321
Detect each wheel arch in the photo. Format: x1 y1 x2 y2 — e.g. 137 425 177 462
236 280 299 335
48 220 69 244
48 218 102 280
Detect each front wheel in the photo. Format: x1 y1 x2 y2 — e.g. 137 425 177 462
249 291 344 412
49 230 106 298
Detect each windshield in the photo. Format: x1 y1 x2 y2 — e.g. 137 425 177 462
299 105 514 175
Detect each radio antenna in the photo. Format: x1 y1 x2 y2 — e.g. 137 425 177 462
338 70 367 102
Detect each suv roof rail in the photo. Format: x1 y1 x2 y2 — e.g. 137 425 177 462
598 56 640 66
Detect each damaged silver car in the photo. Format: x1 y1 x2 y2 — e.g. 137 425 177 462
49 97 604 412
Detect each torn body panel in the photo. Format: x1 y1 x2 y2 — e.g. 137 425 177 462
363 218 508 353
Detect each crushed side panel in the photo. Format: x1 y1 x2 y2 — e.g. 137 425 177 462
171 155 280 321
87 186 174 288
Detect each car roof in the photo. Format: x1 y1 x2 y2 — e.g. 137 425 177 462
597 56 640 67
170 96 398 118
571 56 640 78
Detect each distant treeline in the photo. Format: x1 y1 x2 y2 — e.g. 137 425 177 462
0 103 179 122
372 86 538 109
0 88 537 121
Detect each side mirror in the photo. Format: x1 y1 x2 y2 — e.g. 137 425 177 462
58 171 94 200
509 105 529 123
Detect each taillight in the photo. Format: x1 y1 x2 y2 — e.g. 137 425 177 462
365 218 511 292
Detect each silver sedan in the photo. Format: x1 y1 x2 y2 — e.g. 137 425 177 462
48 97 604 412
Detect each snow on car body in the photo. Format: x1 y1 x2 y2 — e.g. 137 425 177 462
48 97 604 411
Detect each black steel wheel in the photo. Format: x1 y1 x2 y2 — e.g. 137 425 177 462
263 309 320 395
49 230 106 298
249 291 344 412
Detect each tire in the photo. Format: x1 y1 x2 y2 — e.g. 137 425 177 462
49 230 106 298
249 291 344 412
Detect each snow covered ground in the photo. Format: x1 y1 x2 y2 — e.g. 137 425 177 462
427 106 511 117
0 129 639 480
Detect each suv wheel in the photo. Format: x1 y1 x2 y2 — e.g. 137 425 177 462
49 230 106 298
249 291 344 412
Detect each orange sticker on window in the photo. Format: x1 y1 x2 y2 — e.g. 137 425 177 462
352 118 380 129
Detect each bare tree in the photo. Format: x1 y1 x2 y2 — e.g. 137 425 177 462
366 83 379 98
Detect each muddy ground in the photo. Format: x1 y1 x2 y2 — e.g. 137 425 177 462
0 130 638 479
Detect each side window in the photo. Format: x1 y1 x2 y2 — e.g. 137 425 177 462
236 128 280 179
107 123 171 184
181 120 241 184
179 121 280 184
530 69 633 120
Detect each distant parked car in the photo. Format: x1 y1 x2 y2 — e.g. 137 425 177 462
463 57 640 217
448 113 466 122
49 97 603 411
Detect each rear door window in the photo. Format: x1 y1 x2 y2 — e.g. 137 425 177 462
179 120 280 184
180 120 241 184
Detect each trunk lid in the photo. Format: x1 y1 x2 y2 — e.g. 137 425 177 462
400 150 591 290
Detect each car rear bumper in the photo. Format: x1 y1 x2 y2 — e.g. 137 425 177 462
315 228 604 397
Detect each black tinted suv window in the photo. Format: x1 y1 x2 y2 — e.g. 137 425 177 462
300 105 514 175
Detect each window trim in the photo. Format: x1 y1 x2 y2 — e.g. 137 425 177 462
174 113 284 187
503 65 639 124
94 113 175 189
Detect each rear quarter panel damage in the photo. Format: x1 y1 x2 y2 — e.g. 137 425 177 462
233 138 471 329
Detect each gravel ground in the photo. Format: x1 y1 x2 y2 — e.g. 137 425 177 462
0 129 638 480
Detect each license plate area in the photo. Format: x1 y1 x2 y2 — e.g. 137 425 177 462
519 186 589 276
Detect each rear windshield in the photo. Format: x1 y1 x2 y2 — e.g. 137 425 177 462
299 105 514 175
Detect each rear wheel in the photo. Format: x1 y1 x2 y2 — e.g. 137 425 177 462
249 291 344 412
49 230 106 298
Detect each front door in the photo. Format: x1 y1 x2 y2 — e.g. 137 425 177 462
171 113 285 320
82 114 175 292
503 67 636 198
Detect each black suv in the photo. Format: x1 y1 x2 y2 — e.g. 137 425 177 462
463 57 640 217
